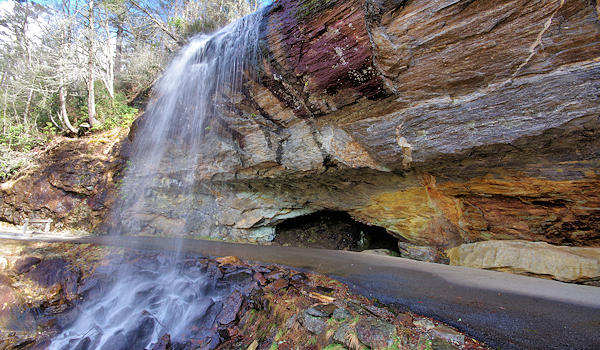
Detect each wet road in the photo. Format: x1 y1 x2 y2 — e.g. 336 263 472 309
4 234 600 350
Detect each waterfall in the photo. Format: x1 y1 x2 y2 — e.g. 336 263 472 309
50 9 264 350
112 10 262 239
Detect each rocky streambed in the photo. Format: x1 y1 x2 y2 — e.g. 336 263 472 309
0 240 489 350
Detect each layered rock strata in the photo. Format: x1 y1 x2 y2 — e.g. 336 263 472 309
1 0 600 259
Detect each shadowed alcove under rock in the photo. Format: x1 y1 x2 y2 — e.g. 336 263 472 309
273 210 399 252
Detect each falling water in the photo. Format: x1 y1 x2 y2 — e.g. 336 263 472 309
113 10 262 239
50 9 264 350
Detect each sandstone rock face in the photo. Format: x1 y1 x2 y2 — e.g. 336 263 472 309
149 0 599 250
447 240 600 282
2 0 600 259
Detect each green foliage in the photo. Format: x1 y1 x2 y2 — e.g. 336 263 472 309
92 85 139 131
0 124 45 151
323 345 346 350
0 157 24 181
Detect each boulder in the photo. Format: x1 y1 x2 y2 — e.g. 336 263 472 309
447 240 600 282
298 311 328 334
355 317 397 349
397 242 439 262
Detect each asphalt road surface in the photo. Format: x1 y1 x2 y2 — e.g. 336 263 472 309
3 234 600 350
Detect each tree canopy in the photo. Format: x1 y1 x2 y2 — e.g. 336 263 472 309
0 0 263 179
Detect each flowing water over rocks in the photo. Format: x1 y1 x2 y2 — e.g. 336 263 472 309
51 9 267 349
49 254 242 350
0 241 491 350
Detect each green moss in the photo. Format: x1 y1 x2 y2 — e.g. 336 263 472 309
274 329 285 341
323 344 347 350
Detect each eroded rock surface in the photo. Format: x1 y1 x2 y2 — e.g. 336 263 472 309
115 0 600 254
0 130 127 232
1 1 599 264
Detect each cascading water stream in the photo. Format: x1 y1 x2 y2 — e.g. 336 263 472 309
50 9 264 350
113 11 261 241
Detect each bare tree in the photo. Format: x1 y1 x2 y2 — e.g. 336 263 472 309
87 0 99 127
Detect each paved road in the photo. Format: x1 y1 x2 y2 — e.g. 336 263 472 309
3 234 600 349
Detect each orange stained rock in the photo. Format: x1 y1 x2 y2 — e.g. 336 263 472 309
216 256 243 266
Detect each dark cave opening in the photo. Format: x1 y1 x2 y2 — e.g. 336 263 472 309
273 210 399 252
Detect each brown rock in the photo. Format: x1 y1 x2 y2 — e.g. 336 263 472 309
151 334 171 350
216 256 242 266
253 272 267 286
264 278 289 292
2 0 600 258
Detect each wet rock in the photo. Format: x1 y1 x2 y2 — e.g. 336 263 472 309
252 271 267 286
26 259 80 294
365 305 394 320
284 314 298 330
431 325 465 345
355 317 396 349
217 291 243 325
0 273 11 286
223 269 254 283
397 313 414 327
290 272 308 282
332 308 352 321
124 316 156 349
53 305 80 329
264 278 289 292
207 262 223 280
298 311 328 334
239 280 260 297
0 284 17 325
251 266 271 274
448 240 600 282
69 337 91 350
13 257 41 274
306 304 337 318
151 334 171 350
99 330 128 350
265 270 286 281
315 286 335 295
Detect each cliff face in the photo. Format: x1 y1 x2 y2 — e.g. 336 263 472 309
2 0 600 257
177 0 600 249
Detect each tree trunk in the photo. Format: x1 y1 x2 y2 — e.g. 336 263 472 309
22 88 33 127
115 21 123 75
101 16 115 99
58 84 77 134
87 0 99 127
